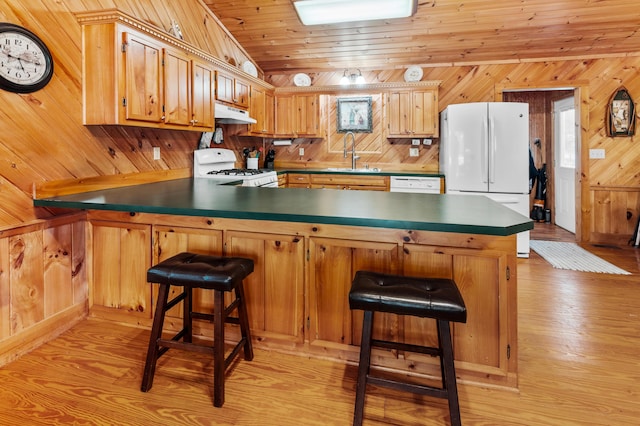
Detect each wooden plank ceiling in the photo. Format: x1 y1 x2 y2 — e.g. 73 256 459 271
203 0 640 74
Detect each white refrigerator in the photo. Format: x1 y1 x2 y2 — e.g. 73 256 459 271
439 102 531 257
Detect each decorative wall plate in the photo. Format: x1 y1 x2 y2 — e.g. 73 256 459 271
293 73 311 87
404 66 423 82
242 61 258 77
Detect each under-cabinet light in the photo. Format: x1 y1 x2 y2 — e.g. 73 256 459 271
293 0 417 26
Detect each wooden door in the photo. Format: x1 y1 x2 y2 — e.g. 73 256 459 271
91 220 152 318
191 59 214 129
163 47 191 126
275 94 295 137
308 238 399 347
403 243 511 378
215 71 234 104
249 86 267 135
226 231 305 344
295 94 319 136
412 89 437 136
264 91 275 134
386 90 411 137
123 32 163 123
234 78 250 108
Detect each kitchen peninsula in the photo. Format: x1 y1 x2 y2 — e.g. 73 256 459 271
34 178 532 388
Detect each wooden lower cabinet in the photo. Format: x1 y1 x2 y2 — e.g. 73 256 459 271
287 173 311 188
90 220 152 320
226 231 305 345
310 174 389 191
86 211 517 388
308 238 399 347
308 236 515 386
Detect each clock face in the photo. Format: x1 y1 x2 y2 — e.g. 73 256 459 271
0 23 53 93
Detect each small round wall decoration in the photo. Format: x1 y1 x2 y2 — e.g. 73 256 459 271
0 23 54 93
606 86 636 137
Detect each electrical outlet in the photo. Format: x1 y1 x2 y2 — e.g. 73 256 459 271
153 147 160 160
299 147 305 156
411 139 421 146
423 138 432 145
589 148 605 159
409 147 419 157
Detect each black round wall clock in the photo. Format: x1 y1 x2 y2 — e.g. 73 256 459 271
0 23 54 93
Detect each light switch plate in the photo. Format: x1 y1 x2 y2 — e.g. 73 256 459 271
589 148 605 159
411 139 420 146
409 147 419 157
153 147 160 160
299 147 305 156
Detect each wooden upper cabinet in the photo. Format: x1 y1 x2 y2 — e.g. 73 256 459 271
386 88 438 138
295 94 320 137
275 94 296 137
163 47 191 126
81 24 216 131
216 70 250 109
191 59 215 129
275 93 320 137
247 86 274 136
122 31 163 123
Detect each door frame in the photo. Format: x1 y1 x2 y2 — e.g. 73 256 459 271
495 82 589 242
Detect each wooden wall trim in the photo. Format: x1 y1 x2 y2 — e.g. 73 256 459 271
33 168 191 199
0 304 86 367
274 80 441 94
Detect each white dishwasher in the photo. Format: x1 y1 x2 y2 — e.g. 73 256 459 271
390 176 441 193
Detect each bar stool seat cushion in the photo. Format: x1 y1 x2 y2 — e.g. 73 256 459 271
349 270 467 323
147 252 254 290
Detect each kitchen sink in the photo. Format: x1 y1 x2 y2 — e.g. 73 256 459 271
325 167 382 173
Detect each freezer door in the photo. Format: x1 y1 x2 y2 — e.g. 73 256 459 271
440 103 490 192
488 103 529 194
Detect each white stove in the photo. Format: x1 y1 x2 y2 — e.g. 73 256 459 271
194 148 278 187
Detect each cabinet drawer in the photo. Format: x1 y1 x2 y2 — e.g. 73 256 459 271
287 174 310 186
311 174 388 188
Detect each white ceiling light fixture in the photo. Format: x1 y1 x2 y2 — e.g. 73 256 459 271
293 0 417 26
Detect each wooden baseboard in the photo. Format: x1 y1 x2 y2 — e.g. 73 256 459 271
0 303 87 367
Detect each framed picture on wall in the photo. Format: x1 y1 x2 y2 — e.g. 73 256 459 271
606 87 635 137
336 96 373 133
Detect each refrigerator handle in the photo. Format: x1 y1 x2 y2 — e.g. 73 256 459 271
481 118 488 183
489 116 496 184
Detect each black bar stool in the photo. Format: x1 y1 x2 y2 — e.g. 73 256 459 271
140 252 254 407
349 270 467 426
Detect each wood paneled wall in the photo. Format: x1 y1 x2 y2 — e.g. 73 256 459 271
2 3 640 238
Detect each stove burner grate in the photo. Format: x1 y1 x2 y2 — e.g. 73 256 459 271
207 168 266 176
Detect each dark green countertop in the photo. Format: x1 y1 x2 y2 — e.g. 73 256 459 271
33 178 532 236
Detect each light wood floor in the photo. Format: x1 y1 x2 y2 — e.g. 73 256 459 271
1 223 639 425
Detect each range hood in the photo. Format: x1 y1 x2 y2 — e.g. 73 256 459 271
215 103 256 124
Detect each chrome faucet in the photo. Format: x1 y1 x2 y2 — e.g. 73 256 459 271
343 131 360 169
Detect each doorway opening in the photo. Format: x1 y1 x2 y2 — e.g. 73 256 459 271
502 88 580 241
